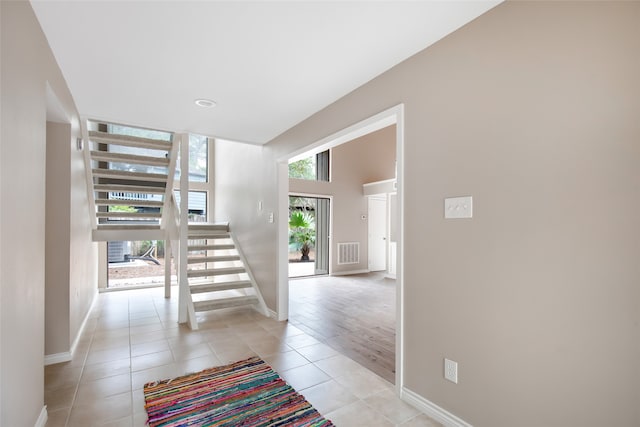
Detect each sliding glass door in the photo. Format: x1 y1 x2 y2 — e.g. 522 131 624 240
288 195 330 278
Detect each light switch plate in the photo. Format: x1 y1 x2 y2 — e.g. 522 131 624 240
444 196 472 219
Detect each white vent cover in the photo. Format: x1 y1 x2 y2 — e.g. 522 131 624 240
337 242 360 265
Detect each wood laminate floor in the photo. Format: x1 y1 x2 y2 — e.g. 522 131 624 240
289 272 396 383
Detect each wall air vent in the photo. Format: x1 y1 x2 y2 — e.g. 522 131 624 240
337 242 360 265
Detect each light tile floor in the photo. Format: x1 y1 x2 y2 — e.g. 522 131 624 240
45 286 442 427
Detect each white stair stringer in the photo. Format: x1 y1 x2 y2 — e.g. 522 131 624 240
181 224 269 330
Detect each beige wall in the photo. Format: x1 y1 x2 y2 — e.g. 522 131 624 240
214 141 279 308
1 2 98 425
215 2 640 425
69 121 98 345
289 125 396 274
46 122 72 355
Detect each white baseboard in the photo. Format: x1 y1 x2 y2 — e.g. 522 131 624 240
267 308 278 319
44 352 72 366
401 387 473 427
34 406 48 427
70 291 98 355
44 291 98 366
330 269 369 276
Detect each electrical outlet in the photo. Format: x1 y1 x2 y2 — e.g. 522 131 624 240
444 358 458 384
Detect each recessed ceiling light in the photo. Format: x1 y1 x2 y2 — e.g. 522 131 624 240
195 99 217 108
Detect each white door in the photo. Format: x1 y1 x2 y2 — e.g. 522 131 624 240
368 196 387 271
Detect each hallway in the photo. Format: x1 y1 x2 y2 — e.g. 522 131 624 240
44 286 440 427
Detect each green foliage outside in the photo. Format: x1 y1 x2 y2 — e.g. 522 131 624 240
109 205 136 212
289 211 315 261
288 157 315 180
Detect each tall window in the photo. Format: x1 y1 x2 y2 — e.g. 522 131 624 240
174 134 211 222
288 150 330 182
104 128 212 288
103 125 211 222
175 134 208 183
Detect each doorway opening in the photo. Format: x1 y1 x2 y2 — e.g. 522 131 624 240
277 104 404 388
288 195 330 278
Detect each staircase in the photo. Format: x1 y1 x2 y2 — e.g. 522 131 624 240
181 223 269 329
82 121 269 329
86 130 176 241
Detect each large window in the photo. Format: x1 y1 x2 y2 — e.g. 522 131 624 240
102 126 212 289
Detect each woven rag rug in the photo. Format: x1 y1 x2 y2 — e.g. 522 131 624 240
143 356 334 427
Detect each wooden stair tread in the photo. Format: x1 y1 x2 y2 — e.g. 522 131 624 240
189 281 252 294
187 244 235 251
94 184 166 194
92 168 168 182
89 130 172 151
96 224 161 231
187 233 230 239
187 255 241 264
193 296 258 311
95 198 163 207
91 151 169 167
187 267 246 278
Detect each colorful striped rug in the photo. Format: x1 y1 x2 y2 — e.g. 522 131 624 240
143 356 334 426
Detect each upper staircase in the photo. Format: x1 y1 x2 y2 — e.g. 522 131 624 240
85 130 177 241
82 121 269 329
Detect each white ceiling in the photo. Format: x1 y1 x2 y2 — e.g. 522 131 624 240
31 1 500 144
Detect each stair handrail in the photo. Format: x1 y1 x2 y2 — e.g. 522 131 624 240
80 118 97 230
